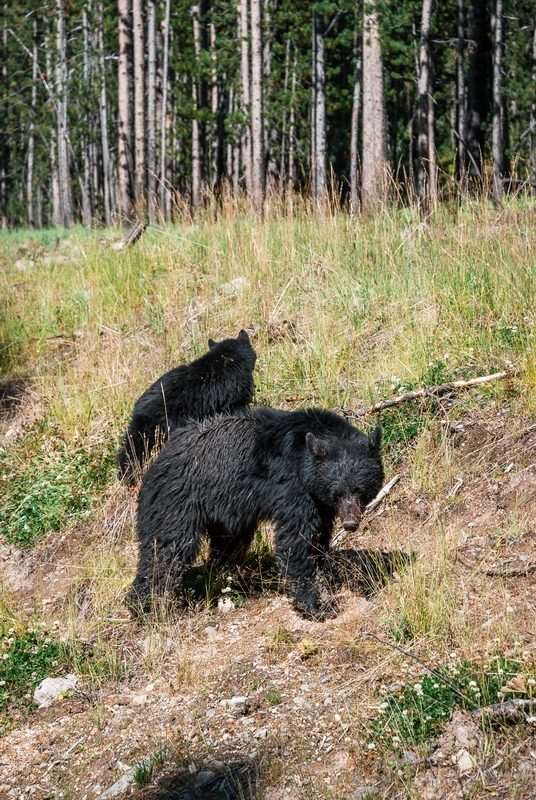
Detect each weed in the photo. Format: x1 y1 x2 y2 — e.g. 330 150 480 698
371 656 536 747
133 745 172 788
266 685 282 706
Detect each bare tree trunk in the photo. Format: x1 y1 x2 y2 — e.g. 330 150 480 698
466 0 489 184
239 0 252 195
118 0 132 224
1 8 7 229
159 0 171 215
491 0 503 203
313 9 326 205
133 0 146 215
147 0 156 219
250 0 264 216
530 24 536 196
191 5 203 209
27 20 38 228
98 3 112 226
416 0 434 211
279 38 290 195
210 17 219 190
350 52 361 216
456 0 467 191
81 6 92 227
56 0 73 227
362 3 388 211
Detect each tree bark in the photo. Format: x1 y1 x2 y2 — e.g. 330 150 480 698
250 0 264 216
118 0 132 224
210 16 220 190
56 0 73 227
288 47 297 196
27 19 38 228
239 0 252 195
530 24 536 196
191 5 203 209
133 0 146 215
466 0 490 183
159 0 171 215
491 0 503 203
456 0 467 190
1 8 7 229
98 3 112 226
362 3 388 211
279 38 290 195
350 52 361 215
416 0 434 211
147 0 157 219
81 6 93 227
313 9 326 206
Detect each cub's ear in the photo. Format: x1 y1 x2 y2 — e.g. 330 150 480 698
368 425 382 454
237 329 250 343
306 432 331 459
208 338 217 349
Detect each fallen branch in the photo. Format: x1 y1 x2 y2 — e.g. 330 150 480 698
337 370 518 419
331 475 402 548
100 219 147 251
455 549 536 577
471 698 535 723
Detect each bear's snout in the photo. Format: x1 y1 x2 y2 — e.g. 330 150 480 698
338 498 363 531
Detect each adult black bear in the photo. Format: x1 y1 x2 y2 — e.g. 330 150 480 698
127 408 384 620
117 330 256 484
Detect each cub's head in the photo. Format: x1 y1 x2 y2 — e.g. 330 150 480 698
306 425 384 531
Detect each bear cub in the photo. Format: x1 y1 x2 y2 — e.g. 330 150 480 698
127 407 384 620
117 329 256 484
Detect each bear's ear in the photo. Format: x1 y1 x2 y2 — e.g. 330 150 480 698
368 425 382 454
306 432 331 459
208 338 217 349
237 329 250 343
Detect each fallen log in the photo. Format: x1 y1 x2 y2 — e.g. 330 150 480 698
337 369 518 419
471 698 535 723
100 219 147 251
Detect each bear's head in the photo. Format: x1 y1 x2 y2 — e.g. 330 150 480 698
306 425 384 531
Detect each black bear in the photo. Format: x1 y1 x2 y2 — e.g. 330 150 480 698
117 329 256 484
127 407 384 620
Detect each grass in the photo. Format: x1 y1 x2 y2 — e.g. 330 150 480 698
1 198 536 793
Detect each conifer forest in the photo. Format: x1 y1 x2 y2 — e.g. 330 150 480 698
1 0 535 228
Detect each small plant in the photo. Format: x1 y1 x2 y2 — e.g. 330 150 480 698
371 656 536 747
266 685 282 706
133 745 171 788
297 639 318 659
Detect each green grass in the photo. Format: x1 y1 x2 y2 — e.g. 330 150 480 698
371 656 536 747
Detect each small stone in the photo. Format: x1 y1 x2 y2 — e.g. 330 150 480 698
33 675 78 708
352 787 378 800
195 771 215 788
220 696 249 713
219 277 250 294
254 728 268 739
293 696 306 707
217 597 235 613
323 697 333 706
206 708 216 719
130 693 148 706
457 749 473 775
204 626 218 639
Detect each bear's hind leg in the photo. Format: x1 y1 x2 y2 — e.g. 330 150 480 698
208 524 256 568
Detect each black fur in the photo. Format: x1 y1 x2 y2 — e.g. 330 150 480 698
117 330 256 483
127 407 384 620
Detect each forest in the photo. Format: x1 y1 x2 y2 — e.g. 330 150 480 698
1 0 535 228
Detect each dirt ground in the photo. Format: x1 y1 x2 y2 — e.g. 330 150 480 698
1 404 536 799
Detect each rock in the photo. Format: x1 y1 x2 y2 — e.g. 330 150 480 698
204 626 218 639
292 696 306 707
352 787 379 800
254 728 268 739
33 674 78 708
323 696 333 706
217 596 235 613
195 771 216 788
457 748 474 775
220 696 249 713
219 277 250 294
130 693 149 706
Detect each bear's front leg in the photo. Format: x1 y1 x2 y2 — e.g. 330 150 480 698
273 511 337 621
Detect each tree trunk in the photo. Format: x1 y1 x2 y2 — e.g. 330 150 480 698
133 0 146 215
250 0 264 216
210 17 219 190
466 0 489 183
350 53 361 215
81 7 92 227
530 24 536 196
27 19 38 228
416 0 434 211
118 0 132 224
491 0 503 203
288 47 297 195
239 0 252 196
279 38 290 195
1 8 7 229
56 0 73 227
191 5 203 209
362 3 388 211
159 0 171 215
98 4 112 226
147 0 157 219
456 0 467 190
313 9 326 205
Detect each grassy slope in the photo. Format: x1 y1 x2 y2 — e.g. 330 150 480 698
1 200 536 798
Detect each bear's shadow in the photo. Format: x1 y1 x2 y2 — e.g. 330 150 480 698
179 548 411 608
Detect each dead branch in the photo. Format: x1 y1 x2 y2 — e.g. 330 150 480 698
100 219 147 251
471 698 535 723
331 474 402 548
455 549 536 577
337 370 518 419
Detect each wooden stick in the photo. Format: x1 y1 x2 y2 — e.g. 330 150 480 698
471 698 535 722
101 219 147 251
456 549 536 578
337 369 518 419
